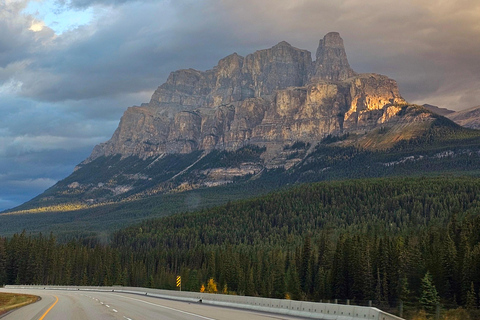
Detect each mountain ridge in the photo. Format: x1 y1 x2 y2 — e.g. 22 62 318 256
86 32 416 165
4 32 480 223
446 105 480 129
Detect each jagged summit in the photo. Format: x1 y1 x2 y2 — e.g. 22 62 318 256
314 32 356 81
87 32 412 163
273 40 293 47
321 32 344 48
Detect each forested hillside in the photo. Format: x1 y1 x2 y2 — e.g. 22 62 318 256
1 177 480 318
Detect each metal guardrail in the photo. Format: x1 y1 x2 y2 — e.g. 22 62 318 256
5 285 405 320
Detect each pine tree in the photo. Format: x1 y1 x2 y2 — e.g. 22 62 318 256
270 250 286 299
419 272 440 311
286 262 301 300
0 239 6 285
398 276 410 303
245 267 255 296
465 282 477 310
299 236 312 295
441 234 457 302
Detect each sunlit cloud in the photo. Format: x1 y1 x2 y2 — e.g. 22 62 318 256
29 19 45 32
23 0 96 35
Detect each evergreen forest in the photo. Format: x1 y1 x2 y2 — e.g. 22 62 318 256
1 177 480 319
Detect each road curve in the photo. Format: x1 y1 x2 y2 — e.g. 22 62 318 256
0 288 310 320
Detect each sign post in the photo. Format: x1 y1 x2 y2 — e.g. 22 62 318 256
176 275 181 291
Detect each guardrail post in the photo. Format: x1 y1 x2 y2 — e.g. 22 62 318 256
368 300 372 307
399 300 403 318
347 299 350 305
334 299 338 304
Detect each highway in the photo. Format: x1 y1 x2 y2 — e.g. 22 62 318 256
0 288 311 320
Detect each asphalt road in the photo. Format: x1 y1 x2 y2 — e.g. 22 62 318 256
0 288 309 320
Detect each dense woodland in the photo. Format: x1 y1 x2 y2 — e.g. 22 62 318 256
1 177 480 318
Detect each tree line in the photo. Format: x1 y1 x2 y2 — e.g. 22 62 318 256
0 177 479 316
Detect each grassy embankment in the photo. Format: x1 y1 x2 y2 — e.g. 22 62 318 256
0 292 39 315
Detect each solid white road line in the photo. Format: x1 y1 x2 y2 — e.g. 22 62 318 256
117 295 217 320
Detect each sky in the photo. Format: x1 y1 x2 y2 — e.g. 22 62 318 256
1 0 480 211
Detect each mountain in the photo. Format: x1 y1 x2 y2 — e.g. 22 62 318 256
422 104 455 116
4 32 480 235
422 104 480 130
87 32 409 164
446 105 480 129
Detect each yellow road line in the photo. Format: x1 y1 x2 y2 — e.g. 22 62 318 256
38 295 58 320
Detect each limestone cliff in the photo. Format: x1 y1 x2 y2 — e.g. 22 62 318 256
86 32 429 165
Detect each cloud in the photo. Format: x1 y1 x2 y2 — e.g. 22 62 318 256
0 143 95 211
4 0 480 106
61 0 146 9
8 178 57 189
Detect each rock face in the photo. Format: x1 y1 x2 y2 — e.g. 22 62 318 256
87 32 417 164
314 32 356 81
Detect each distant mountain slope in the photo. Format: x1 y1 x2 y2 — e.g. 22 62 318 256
422 104 455 116
447 105 480 129
423 103 480 130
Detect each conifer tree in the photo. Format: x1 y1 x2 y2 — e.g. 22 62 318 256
299 236 312 295
466 282 477 310
420 272 440 311
245 267 255 296
286 262 301 300
0 239 6 285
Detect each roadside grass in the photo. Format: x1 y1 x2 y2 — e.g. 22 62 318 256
0 292 39 315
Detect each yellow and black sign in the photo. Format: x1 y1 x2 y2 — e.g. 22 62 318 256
176 275 181 288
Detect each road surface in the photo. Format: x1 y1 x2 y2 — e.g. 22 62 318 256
0 288 310 320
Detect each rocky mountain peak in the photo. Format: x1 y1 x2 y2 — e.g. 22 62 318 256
321 31 345 48
273 40 293 48
22 32 452 212
314 32 356 81
85 32 431 166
